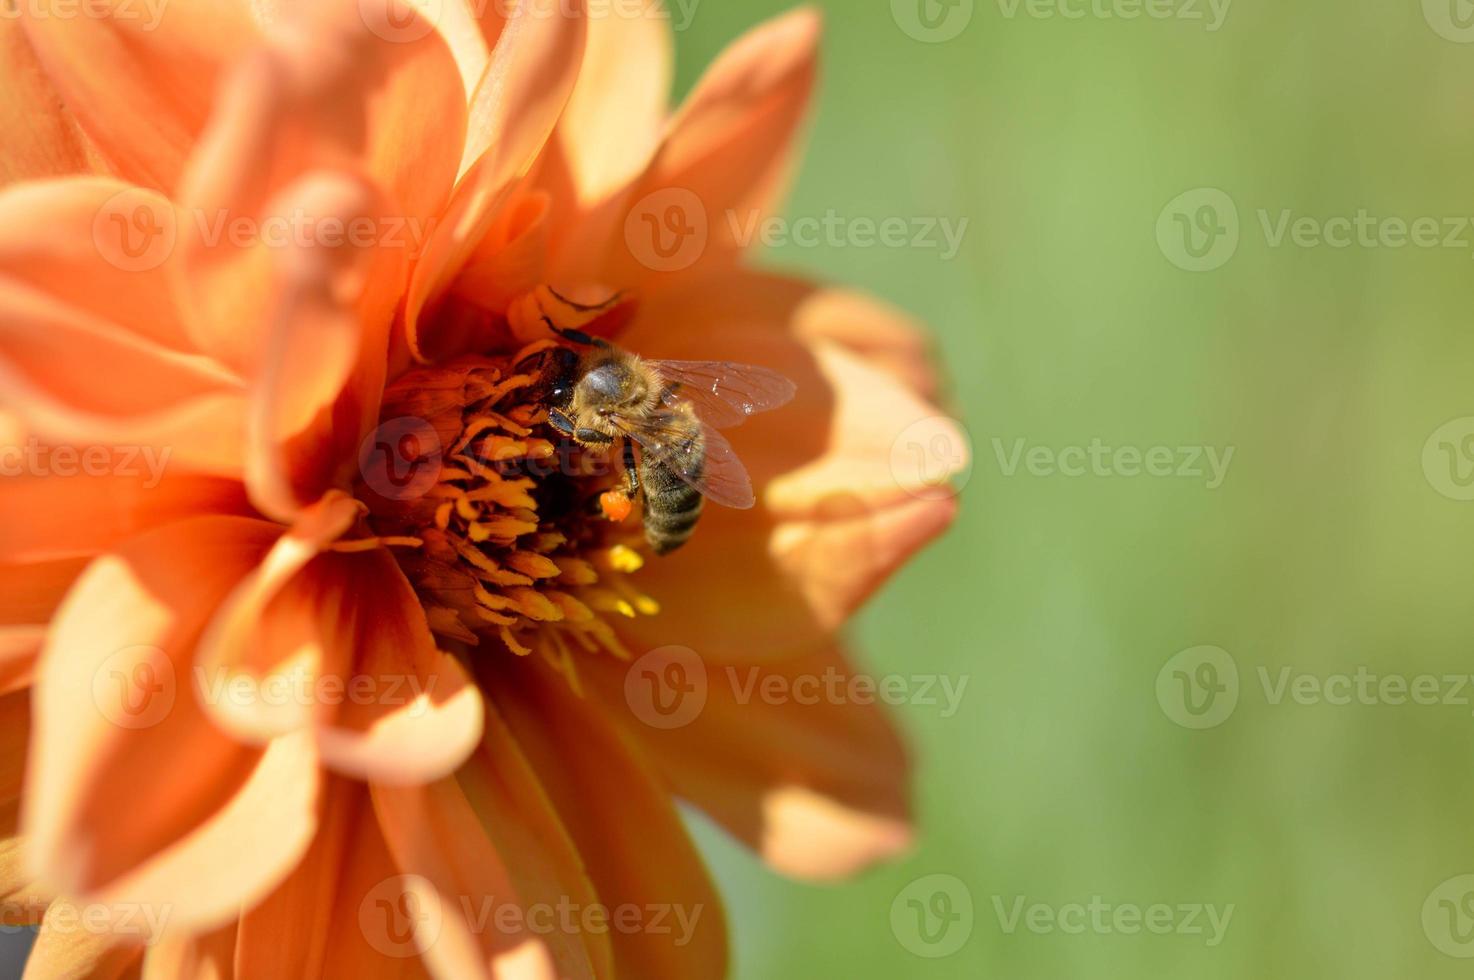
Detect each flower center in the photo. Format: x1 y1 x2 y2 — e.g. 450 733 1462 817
355 337 657 686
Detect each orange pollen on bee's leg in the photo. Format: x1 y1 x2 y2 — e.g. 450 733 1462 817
356 342 656 688
599 489 634 523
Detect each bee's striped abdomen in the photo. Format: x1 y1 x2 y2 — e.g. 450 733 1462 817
640 435 704 555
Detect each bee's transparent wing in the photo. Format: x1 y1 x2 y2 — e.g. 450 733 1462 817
647 360 797 429
613 411 756 510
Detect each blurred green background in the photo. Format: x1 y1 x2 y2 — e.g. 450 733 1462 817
674 1 1474 977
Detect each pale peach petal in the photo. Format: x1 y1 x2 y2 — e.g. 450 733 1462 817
0 836 54 924
20 0 261 192
24 900 142 980
84 728 319 937
582 644 912 881
0 21 102 183
23 515 320 931
141 923 236 980
560 7 819 288
405 0 587 361
373 779 558 980
0 178 193 351
485 654 727 979
178 3 464 373
787 288 943 401
0 180 247 475
545 0 671 208
237 172 407 521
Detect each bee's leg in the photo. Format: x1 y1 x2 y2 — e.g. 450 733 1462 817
576 428 614 445
622 439 640 498
547 408 577 437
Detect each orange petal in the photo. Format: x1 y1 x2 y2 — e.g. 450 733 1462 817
373 778 559 980
0 20 102 183
177 3 464 374
0 688 33 833
0 558 90 627
583 643 912 881
240 777 433 980
483 654 727 979
313 552 484 786
0 470 249 565
455 701 614 980
0 627 44 695
192 492 363 741
20 0 261 193
234 172 407 521
405 0 587 362
233 776 353 979
198 521 483 784
565 8 819 288
24 516 320 933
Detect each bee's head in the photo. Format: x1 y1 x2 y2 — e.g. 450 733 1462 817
519 346 582 407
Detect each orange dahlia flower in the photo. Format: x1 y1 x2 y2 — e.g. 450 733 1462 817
0 0 966 975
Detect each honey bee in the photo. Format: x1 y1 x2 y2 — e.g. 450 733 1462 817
520 307 795 554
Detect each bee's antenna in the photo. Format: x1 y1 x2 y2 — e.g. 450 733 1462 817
540 318 610 350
